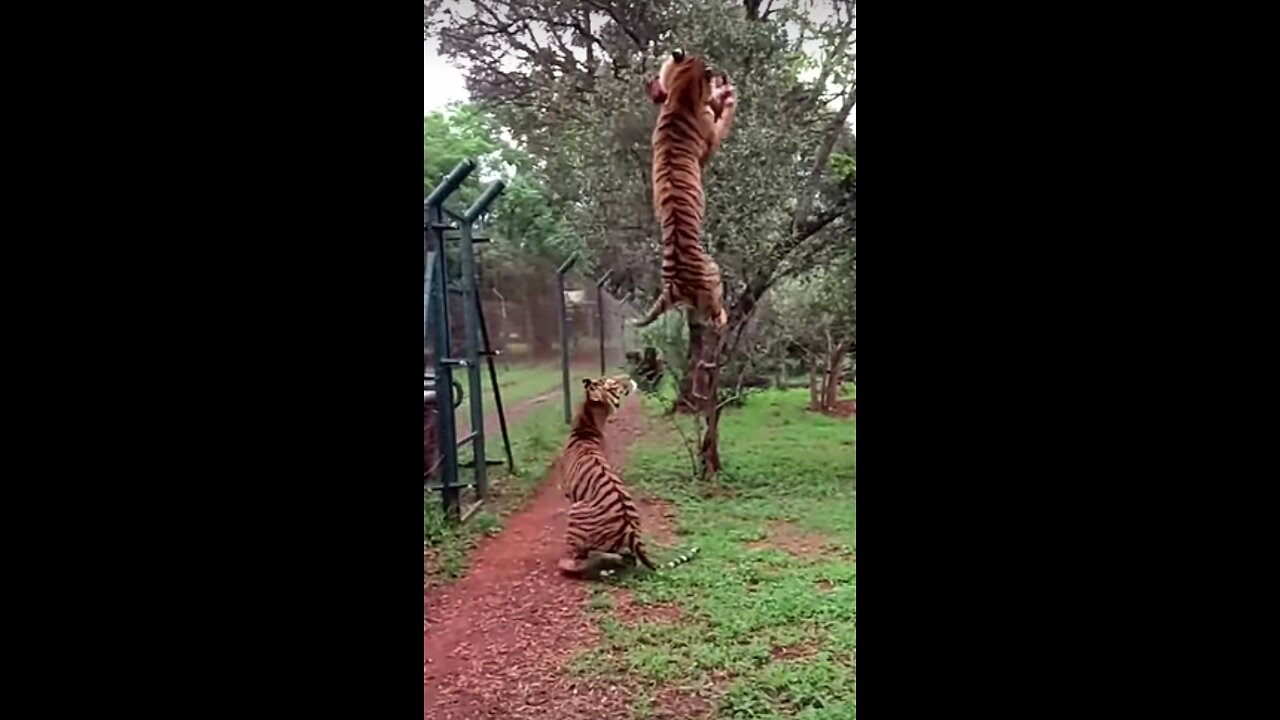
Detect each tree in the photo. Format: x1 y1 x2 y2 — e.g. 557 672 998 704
425 105 579 359
423 104 504 205
768 251 855 412
432 0 855 479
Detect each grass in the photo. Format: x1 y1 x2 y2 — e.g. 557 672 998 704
573 389 856 719
425 378 585 584
452 362 564 431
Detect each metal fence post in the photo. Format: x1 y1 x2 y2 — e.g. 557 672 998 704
620 291 635 364
424 158 476 519
557 253 579 425
457 180 505 500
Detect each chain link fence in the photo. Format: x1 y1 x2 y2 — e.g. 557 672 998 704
427 251 643 438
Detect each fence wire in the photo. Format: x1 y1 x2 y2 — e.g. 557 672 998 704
425 250 644 495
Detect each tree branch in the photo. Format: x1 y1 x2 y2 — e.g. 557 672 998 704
581 9 596 67
790 83 856 234
813 25 855 92
795 201 848 245
584 0 645 49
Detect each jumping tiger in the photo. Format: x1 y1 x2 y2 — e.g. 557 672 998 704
634 48 737 333
555 374 699 578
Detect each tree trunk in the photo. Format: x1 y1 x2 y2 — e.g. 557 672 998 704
700 400 723 481
808 359 821 410
697 318 731 481
674 320 704 413
693 311 746 481
530 277 556 360
692 294 765 481
822 341 849 410
521 300 535 361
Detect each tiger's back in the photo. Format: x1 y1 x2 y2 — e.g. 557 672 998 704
556 376 655 574
559 431 655 570
653 98 721 318
635 51 733 332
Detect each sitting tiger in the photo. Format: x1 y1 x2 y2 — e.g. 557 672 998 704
634 48 737 333
555 374 699 578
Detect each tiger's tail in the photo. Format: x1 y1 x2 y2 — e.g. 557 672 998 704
659 545 700 570
630 540 699 572
602 544 699 578
632 289 673 329
632 537 657 570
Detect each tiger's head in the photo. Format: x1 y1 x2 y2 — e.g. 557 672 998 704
581 374 637 414
647 48 718 107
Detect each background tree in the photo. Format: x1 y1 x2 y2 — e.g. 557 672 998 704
429 0 855 478
425 104 578 359
768 251 855 412
423 105 503 205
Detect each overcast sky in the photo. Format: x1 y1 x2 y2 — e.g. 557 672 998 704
424 38 469 112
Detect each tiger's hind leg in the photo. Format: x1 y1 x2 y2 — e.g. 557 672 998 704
558 550 591 576
559 524 593 576
560 523 626 578
598 551 638 579
563 552 628 580
592 551 632 579
591 551 627 568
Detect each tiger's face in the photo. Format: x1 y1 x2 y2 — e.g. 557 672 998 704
581 375 637 413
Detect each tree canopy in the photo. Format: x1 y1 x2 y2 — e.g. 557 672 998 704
429 0 855 325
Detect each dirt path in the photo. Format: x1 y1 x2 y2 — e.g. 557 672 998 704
424 398 649 720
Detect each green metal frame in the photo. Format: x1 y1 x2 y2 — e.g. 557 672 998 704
424 160 515 520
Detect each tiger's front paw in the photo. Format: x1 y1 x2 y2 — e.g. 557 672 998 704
712 74 736 109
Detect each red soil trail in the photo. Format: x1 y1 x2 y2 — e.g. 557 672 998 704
424 399 648 720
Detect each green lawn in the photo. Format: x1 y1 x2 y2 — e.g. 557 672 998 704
571 389 856 719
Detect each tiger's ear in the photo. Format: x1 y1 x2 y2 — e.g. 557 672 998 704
581 378 594 390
